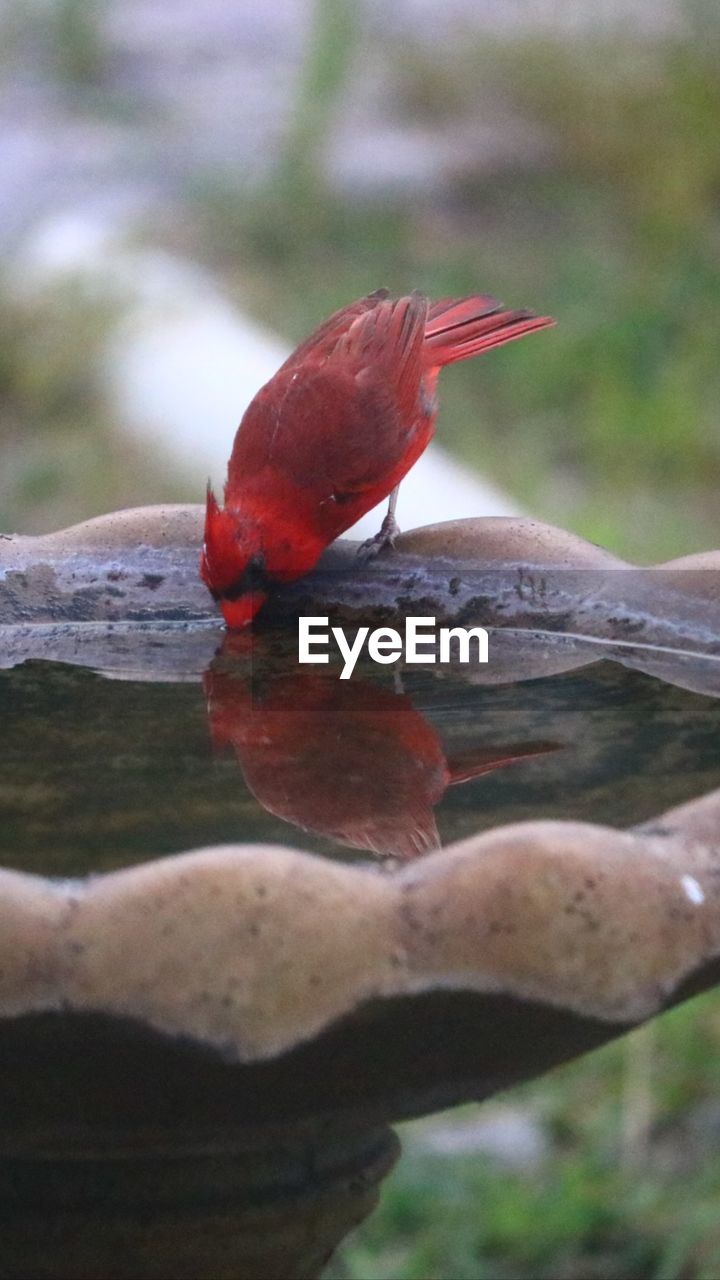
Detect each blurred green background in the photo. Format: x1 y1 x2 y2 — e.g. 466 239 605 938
328 999 720 1280
2 2 720 1277
2 0 719 560
190 0 720 566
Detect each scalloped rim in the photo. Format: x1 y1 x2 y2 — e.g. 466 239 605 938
0 788 719 1062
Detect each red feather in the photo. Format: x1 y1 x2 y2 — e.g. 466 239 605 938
200 290 554 626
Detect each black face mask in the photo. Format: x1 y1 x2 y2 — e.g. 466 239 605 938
221 551 268 601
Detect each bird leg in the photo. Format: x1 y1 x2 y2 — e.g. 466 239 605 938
357 486 401 561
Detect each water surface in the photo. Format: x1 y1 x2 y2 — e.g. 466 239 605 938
1 628 719 876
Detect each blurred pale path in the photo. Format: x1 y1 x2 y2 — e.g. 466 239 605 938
16 213 521 530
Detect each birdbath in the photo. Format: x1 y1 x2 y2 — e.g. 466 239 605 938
1 507 720 1279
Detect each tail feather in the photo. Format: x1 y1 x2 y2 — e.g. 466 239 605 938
426 295 499 330
447 740 560 787
424 295 554 370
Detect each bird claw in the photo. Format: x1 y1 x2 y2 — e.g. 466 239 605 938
357 514 401 563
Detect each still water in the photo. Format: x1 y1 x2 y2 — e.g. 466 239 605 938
1 625 719 877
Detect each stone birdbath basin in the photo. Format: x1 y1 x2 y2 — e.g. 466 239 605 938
1 507 720 1279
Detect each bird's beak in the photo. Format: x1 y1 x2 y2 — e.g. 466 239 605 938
220 591 268 629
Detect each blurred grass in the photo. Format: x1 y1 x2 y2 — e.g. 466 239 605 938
0 0 109 91
328 994 720 1280
0 278 173 533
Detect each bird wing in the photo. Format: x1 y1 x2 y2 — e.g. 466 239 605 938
332 291 429 424
230 294 430 501
274 288 390 374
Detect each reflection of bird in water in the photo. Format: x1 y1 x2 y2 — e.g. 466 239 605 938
204 659 558 860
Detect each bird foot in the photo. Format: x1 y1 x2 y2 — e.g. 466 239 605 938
357 513 401 563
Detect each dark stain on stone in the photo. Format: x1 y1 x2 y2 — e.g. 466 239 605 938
607 616 646 637
140 573 165 591
396 594 443 617
454 598 494 626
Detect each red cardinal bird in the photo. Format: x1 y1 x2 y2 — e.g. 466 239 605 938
204 660 558 860
200 290 554 626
